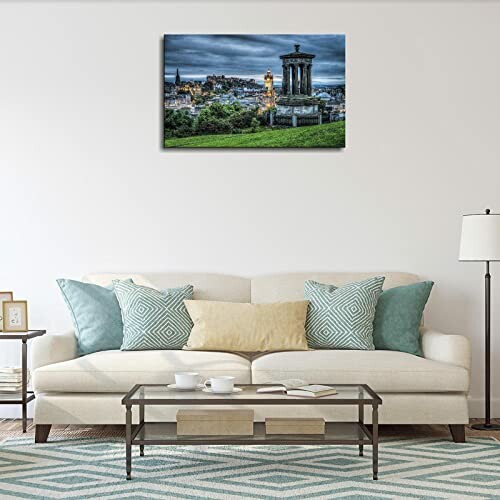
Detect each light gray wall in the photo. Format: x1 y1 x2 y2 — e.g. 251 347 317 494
0 0 499 417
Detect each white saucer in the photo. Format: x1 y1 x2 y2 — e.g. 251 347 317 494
167 383 204 392
202 387 243 395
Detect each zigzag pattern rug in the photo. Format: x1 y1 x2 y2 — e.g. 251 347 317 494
0 436 499 499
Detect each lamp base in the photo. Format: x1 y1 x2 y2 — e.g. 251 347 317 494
471 423 500 431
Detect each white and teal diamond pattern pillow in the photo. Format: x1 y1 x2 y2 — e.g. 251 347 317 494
304 276 385 350
113 280 194 350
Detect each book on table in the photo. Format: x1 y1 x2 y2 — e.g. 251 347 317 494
0 384 23 393
0 367 22 374
0 374 27 382
257 380 337 398
286 385 338 398
0 367 28 393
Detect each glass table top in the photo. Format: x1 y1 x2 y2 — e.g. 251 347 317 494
123 384 381 405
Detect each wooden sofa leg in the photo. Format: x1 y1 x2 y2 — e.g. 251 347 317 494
35 424 52 443
449 424 466 443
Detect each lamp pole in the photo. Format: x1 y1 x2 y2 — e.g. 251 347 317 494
471 209 500 430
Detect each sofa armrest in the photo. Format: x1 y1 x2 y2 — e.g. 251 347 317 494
31 330 78 371
421 327 471 371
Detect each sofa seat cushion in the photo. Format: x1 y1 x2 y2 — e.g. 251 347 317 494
251 350 468 393
33 350 251 393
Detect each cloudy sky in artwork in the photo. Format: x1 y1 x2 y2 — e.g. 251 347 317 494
164 34 345 86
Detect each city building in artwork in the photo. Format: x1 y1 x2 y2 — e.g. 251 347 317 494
175 68 181 86
273 44 322 127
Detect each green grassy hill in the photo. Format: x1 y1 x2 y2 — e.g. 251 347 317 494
165 121 345 148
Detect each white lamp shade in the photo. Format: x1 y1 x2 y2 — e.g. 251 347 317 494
459 212 500 261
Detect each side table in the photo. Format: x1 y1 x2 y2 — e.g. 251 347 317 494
0 330 46 432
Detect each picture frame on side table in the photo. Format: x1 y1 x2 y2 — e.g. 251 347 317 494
2 300 28 332
0 292 14 331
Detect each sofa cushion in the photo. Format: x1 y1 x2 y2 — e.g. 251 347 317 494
83 274 158 289
251 272 419 303
84 272 251 302
57 278 131 356
373 281 434 356
251 350 468 393
114 280 194 350
33 350 251 393
184 300 309 352
304 277 385 350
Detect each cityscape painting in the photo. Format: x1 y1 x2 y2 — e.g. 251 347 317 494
163 34 345 148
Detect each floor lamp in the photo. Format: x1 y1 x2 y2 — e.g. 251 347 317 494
459 209 500 430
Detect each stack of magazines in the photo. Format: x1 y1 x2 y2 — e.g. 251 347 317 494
0 367 27 393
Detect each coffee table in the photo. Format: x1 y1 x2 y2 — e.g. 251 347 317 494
122 383 382 480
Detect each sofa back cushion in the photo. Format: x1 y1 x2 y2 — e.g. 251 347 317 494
83 274 158 289
184 300 309 352
84 273 250 303
251 272 419 303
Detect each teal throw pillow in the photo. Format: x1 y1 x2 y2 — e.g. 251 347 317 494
304 276 385 350
114 280 194 350
373 281 434 357
57 278 131 356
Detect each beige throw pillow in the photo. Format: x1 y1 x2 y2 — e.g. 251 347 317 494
184 300 309 352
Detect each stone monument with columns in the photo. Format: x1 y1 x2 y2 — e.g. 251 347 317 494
274 44 321 127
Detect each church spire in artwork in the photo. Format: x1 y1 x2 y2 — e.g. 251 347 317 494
175 68 181 86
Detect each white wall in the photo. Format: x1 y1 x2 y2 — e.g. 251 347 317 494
0 0 499 418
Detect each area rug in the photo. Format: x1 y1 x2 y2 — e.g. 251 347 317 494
0 436 499 499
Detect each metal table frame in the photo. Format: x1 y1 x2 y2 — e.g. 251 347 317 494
122 383 382 481
0 330 46 432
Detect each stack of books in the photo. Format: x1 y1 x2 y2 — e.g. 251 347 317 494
0 367 27 393
257 379 337 398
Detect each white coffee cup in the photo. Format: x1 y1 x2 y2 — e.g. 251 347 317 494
175 372 201 390
205 376 235 393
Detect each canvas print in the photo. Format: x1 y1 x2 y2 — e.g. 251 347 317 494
163 35 345 148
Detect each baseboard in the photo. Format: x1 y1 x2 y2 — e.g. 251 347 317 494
468 398 500 418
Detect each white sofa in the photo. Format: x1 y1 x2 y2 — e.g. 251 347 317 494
31 272 471 443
